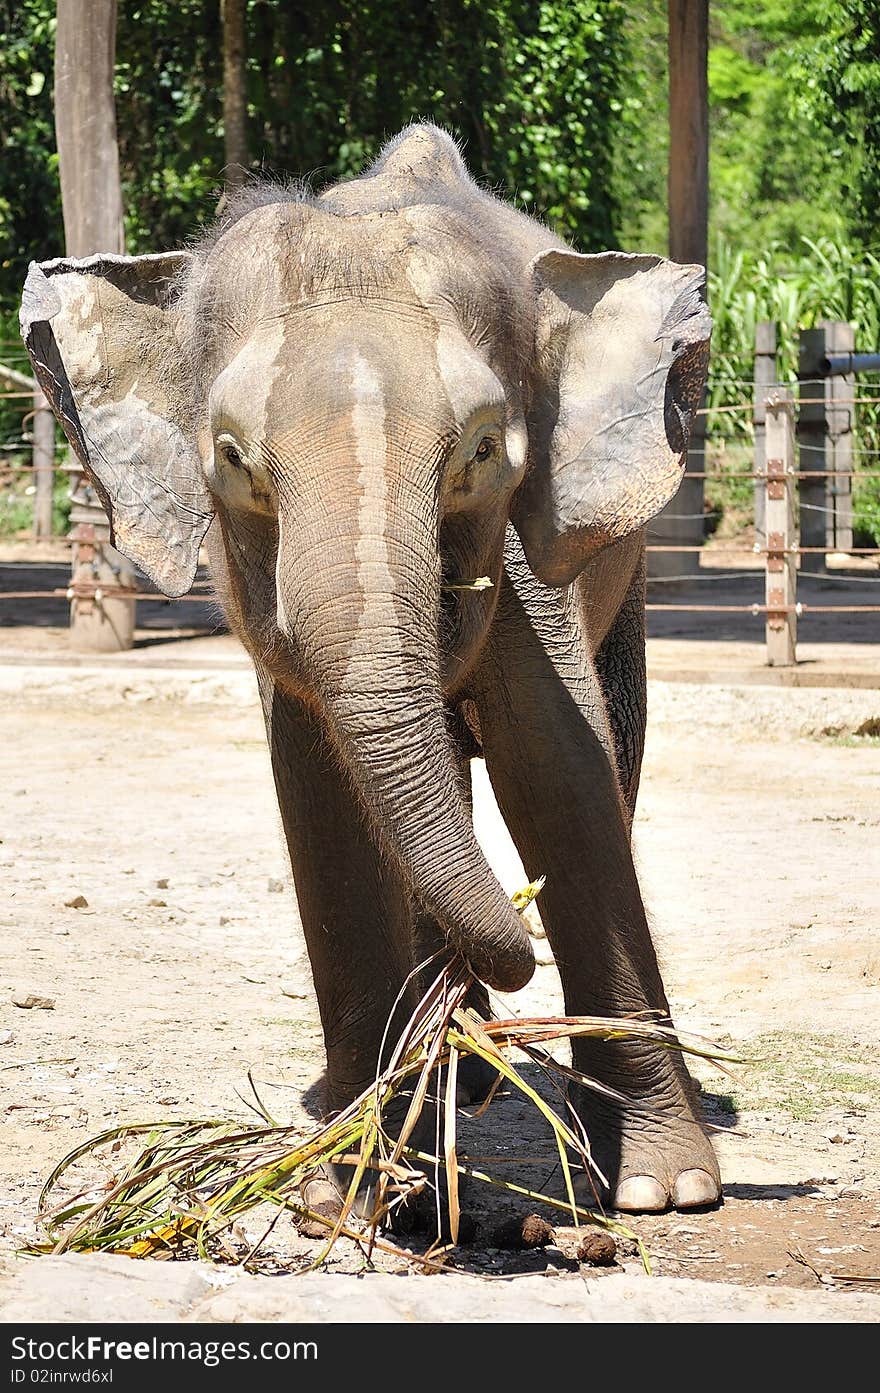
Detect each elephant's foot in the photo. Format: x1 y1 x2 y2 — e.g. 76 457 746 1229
296 1166 473 1242
570 1066 722 1215
296 1173 351 1238
295 1079 478 1241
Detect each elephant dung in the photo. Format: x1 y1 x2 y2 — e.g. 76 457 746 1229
491 1213 555 1250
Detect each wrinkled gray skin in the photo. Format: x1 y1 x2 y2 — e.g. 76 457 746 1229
21 125 719 1214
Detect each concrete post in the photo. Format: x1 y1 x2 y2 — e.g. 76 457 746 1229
797 321 855 572
753 321 777 546
31 389 55 539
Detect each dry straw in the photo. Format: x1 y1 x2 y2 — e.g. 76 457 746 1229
29 880 733 1274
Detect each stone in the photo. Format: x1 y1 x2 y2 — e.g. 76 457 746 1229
2 1255 880 1323
11 991 55 1010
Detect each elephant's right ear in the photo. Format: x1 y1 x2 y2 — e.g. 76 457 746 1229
20 252 213 597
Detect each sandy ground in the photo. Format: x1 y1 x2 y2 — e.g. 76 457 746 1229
0 654 879 1319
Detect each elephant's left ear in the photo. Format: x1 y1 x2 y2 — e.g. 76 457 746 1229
511 249 711 587
20 252 214 597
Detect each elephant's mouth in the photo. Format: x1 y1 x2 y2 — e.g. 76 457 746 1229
437 517 504 696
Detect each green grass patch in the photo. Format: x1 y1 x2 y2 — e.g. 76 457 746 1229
819 733 880 749
722 1031 880 1121
811 719 880 748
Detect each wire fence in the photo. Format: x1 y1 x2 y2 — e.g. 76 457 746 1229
1 352 879 665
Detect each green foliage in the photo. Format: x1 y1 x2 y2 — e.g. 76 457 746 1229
3 0 880 546
0 1 63 306
246 0 626 251
613 2 667 254
707 234 880 542
619 1 879 261
116 2 223 253
0 0 629 291
0 442 70 537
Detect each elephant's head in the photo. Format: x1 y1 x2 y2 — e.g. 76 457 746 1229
21 126 709 993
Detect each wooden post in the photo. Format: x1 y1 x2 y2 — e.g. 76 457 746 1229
764 390 797 666
753 321 777 546
648 0 709 578
222 0 248 190
668 0 709 272
55 0 135 650
797 321 854 573
31 389 55 539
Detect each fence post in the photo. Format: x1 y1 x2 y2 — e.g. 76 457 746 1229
797 320 854 572
67 479 136 653
826 320 854 554
764 389 797 666
646 410 705 578
753 321 777 546
31 388 55 539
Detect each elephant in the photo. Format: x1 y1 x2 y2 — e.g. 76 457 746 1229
21 123 719 1215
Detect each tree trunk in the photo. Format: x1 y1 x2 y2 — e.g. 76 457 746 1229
667 0 708 270
222 0 249 189
54 0 134 651
649 0 708 581
54 0 124 257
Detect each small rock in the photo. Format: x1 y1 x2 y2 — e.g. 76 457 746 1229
267 878 285 894
156 878 169 890
838 1186 864 1199
0 1030 14 1045
577 1230 618 1266
64 895 88 909
11 991 55 1010
219 916 231 926
280 983 308 1000
147 898 167 908
491 1213 555 1250
827 1133 845 1145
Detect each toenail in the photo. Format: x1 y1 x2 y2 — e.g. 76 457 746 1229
672 1168 720 1209
613 1175 668 1213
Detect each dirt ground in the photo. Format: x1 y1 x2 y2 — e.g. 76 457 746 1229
1 637 879 1317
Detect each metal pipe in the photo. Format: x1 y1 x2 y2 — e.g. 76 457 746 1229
822 352 880 376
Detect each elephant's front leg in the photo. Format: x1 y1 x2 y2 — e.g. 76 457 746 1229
471 571 720 1214
258 673 417 1116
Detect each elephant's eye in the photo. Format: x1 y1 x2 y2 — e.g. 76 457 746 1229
473 437 494 463
222 443 244 470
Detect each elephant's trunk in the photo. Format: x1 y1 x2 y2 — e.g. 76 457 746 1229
275 466 534 994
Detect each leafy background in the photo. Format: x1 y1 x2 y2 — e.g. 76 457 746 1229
1 0 879 538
